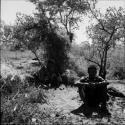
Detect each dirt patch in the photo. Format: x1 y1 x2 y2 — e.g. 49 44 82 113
36 85 125 125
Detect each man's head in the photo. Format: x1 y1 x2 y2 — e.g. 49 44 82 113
88 65 97 79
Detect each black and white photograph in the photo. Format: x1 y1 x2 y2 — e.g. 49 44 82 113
1 0 125 124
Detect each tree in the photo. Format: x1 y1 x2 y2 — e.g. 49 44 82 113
13 12 69 75
13 13 44 65
0 21 24 50
116 13 125 71
86 7 125 79
29 0 96 43
0 22 13 46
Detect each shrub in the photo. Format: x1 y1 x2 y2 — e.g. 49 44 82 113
27 87 47 103
0 75 23 95
107 66 125 80
1 75 48 124
0 74 13 95
107 45 124 80
68 55 87 77
44 31 70 75
62 69 79 86
113 67 125 80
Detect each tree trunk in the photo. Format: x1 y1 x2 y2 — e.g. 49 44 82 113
99 49 105 78
102 47 108 79
99 47 108 79
123 38 125 71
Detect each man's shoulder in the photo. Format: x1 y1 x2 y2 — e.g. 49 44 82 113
79 75 105 82
80 76 89 82
95 76 105 82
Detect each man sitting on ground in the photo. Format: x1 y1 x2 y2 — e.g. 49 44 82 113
72 65 111 117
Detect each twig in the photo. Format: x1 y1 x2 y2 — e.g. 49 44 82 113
12 89 20 100
84 57 101 67
0 80 6 90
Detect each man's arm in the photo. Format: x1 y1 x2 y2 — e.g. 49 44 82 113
74 76 88 86
96 76 109 86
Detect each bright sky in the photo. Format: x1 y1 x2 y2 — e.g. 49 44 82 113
1 0 36 25
75 0 125 44
1 0 125 44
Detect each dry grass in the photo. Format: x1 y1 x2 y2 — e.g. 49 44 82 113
1 49 125 124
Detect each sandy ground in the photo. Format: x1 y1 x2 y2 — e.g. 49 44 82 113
1 49 125 124
36 84 125 125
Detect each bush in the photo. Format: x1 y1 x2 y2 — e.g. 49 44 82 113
68 55 87 77
1 75 48 124
27 87 47 103
62 69 79 86
0 75 23 95
1 75 13 95
107 66 125 80
113 67 125 80
107 45 125 80
44 31 70 75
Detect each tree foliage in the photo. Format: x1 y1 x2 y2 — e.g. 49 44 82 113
0 22 13 45
86 7 125 78
108 44 125 79
12 0 96 75
29 0 96 43
13 13 69 74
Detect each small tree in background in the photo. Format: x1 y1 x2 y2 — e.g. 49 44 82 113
0 22 14 48
13 13 69 75
108 44 125 79
86 7 125 79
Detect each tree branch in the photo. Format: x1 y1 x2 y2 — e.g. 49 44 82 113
84 57 101 67
107 27 116 44
88 4 111 35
